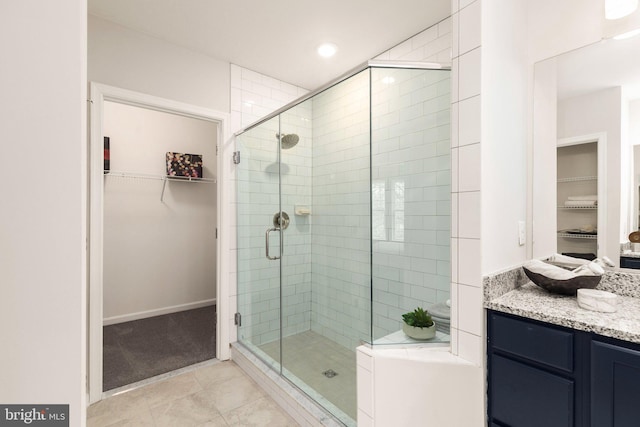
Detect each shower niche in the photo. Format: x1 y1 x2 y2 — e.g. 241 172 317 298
235 62 451 426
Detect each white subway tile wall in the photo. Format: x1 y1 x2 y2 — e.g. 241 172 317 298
370 67 451 339
231 65 310 346
236 104 314 346
451 0 482 363
280 100 314 339
231 10 480 361
310 70 372 350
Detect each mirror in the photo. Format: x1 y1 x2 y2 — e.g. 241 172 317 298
532 35 640 268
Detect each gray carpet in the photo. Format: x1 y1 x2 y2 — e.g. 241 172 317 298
103 305 216 391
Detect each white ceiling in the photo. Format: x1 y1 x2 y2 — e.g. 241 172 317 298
88 0 451 90
556 35 640 101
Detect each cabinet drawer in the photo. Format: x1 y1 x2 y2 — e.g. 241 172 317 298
620 256 640 269
490 312 574 372
491 355 574 427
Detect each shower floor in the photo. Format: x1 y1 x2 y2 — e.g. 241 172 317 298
259 330 357 421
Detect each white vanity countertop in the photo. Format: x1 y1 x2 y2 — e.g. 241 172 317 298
486 282 640 344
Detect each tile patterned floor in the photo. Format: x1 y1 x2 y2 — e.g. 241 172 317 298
259 331 356 421
87 361 300 427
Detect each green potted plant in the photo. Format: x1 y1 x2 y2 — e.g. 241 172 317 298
402 307 436 340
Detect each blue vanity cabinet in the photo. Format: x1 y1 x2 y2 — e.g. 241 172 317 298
488 310 640 427
619 256 640 269
591 339 640 427
487 311 585 427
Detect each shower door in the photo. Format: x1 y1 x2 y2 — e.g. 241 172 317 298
236 116 283 370
236 70 372 427
235 102 320 389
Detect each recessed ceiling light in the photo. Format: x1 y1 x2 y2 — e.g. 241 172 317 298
605 0 638 19
317 43 338 58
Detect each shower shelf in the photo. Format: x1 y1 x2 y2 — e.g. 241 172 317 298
104 170 216 201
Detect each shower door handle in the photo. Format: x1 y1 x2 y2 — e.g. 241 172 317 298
265 227 281 260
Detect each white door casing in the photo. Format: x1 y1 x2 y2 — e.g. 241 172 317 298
88 83 230 404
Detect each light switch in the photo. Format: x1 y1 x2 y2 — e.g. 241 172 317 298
518 221 526 246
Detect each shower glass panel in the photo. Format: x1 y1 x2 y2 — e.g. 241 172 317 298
236 116 282 371
370 67 451 345
281 72 370 422
236 62 450 427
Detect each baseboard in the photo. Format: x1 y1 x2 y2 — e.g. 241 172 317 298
103 298 216 326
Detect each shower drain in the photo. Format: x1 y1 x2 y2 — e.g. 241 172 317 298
322 369 338 378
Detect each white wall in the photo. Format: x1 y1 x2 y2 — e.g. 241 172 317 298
88 15 230 112
0 1 86 425
558 87 623 261
102 101 217 322
374 17 452 64
531 58 559 258
631 101 640 230
631 100 640 146
481 0 529 273
527 0 603 63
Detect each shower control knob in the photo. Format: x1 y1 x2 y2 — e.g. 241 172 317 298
272 211 290 230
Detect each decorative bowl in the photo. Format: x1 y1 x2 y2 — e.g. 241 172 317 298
523 267 602 296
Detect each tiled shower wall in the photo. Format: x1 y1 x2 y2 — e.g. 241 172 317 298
370 68 451 339
373 10 484 365
230 65 310 345
235 106 313 346
279 100 314 339
310 70 371 350
450 0 483 365
308 65 452 348
230 16 468 355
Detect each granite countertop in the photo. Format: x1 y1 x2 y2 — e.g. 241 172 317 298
621 251 640 259
486 282 640 345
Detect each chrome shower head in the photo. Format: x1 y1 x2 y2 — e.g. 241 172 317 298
277 133 299 149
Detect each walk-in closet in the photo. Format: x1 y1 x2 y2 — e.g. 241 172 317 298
101 101 218 391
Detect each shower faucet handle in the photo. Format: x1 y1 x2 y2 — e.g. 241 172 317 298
272 211 290 230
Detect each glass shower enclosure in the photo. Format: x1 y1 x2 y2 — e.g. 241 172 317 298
236 62 451 426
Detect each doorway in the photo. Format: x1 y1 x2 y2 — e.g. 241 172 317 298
88 83 230 403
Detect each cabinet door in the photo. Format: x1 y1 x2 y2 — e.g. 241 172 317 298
591 341 640 427
491 354 574 427
619 256 640 269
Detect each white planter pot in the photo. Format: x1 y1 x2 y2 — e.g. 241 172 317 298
402 322 436 340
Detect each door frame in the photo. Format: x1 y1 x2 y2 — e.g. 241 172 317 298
88 83 231 403
557 132 607 259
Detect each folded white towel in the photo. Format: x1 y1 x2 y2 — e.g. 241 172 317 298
524 260 579 280
565 200 597 207
568 195 598 201
551 254 590 265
